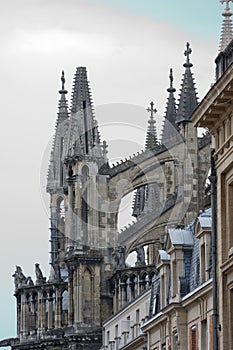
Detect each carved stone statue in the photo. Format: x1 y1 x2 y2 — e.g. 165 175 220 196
12 265 33 289
35 263 46 284
113 246 126 270
135 246 145 266
48 263 61 282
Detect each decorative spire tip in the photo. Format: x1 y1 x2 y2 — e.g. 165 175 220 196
59 70 67 94
220 0 233 13
183 42 193 68
167 68 176 93
147 101 157 119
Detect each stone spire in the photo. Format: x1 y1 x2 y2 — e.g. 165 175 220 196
219 0 233 51
132 102 159 218
176 43 198 126
161 68 178 146
66 67 102 157
145 101 158 149
47 71 69 191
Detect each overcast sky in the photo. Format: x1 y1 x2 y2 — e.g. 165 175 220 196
0 0 224 340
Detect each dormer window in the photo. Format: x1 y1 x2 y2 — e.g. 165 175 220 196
195 209 212 283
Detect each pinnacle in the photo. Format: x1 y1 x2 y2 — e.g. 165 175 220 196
145 101 158 149
219 0 233 51
161 68 178 146
176 43 198 125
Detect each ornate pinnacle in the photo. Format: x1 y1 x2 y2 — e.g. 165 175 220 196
61 70 65 90
219 0 233 51
167 68 176 93
147 101 157 120
184 42 193 68
220 0 233 12
59 70 67 94
145 101 158 149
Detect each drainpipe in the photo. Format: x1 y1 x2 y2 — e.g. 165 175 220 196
209 149 218 350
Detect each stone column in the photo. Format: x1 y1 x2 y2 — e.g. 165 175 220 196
24 296 30 336
121 282 127 307
47 296 54 330
20 294 24 336
29 295 36 335
67 180 74 246
73 269 78 323
77 267 82 322
113 281 117 312
41 294 47 330
37 291 42 330
68 269 74 326
20 294 29 337
16 295 21 336
74 175 82 246
55 289 62 328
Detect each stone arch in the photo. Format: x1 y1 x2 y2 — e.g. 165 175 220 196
139 271 148 293
121 273 130 304
149 270 156 285
129 273 138 299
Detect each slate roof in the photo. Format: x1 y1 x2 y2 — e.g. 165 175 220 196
198 208 212 228
168 228 194 246
158 250 170 261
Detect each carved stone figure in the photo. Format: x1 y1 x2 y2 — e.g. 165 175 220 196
35 263 46 284
135 246 145 266
113 246 126 269
12 266 33 289
49 263 61 282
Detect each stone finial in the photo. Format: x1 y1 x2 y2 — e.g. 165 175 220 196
184 42 193 68
147 101 157 119
145 101 158 149
59 70 67 94
219 0 233 51
167 68 176 93
220 0 233 11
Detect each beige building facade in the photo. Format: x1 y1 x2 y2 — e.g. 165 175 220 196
192 42 233 350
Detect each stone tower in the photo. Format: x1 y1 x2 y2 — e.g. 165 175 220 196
46 67 116 331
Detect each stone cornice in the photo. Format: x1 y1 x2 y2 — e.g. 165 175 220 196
191 63 233 131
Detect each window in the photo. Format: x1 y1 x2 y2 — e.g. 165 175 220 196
227 179 233 251
190 325 198 350
173 331 179 350
172 261 177 297
229 288 233 344
201 320 207 349
136 309 140 324
115 324 118 338
200 243 206 283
